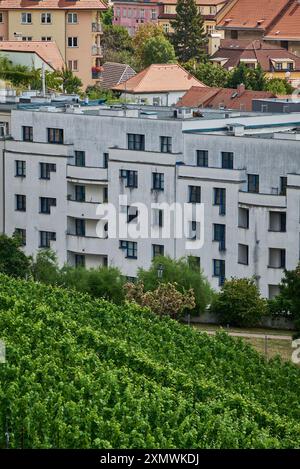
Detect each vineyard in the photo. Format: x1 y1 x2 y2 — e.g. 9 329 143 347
1 273 300 448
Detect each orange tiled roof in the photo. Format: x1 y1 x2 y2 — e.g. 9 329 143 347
218 0 288 30
0 0 106 10
162 0 227 4
0 41 64 70
112 64 205 93
177 85 275 111
265 0 300 40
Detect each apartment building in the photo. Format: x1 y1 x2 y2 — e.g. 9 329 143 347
0 0 107 88
1 104 300 297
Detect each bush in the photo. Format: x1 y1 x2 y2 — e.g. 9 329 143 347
211 277 268 327
0 233 31 279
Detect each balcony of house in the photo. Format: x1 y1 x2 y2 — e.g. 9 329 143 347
67 234 108 256
67 198 104 220
5 139 73 158
238 191 286 208
177 165 247 183
91 45 103 56
92 22 103 33
67 165 108 182
109 147 180 166
91 66 102 80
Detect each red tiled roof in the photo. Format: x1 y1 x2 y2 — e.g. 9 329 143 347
0 0 106 10
162 0 228 4
210 39 300 71
265 0 300 41
218 0 288 30
112 64 205 93
0 41 64 70
177 85 275 111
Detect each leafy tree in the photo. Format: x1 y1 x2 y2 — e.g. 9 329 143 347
137 256 212 314
184 60 230 87
31 249 60 285
211 277 268 327
102 25 133 58
133 24 166 67
101 6 114 26
265 78 294 95
171 0 207 63
55 68 82 94
227 63 267 91
0 234 31 279
268 264 300 326
140 36 176 68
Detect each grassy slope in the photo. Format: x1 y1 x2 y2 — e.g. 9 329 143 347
0 274 300 448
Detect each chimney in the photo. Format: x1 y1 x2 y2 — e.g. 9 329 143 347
208 33 222 56
237 83 245 96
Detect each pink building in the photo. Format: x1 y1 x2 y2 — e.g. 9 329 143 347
113 0 160 36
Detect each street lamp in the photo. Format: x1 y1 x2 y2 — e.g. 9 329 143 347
157 264 164 279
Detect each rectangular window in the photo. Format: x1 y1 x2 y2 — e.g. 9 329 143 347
221 152 234 169
160 136 172 153
214 188 226 215
120 169 138 188
68 60 78 71
15 160 26 177
127 205 138 223
197 150 208 167
14 228 26 246
213 224 226 251
68 37 78 47
248 174 259 193
74 151 85 167
189 186 201 203
280 176 287 195
41 36 52 41
238 244 249 265
213 259 225 286
22 126 33 142
75 254 85 267
269 211 286 232
22 36 32 41
15 194 26 212
75 185 85 202
0 13 3 23
152 244 164 258
41 13 52 24
152 208 163 227
40 197 56 214
21 12 32 24
48 128 64 144
269 248 286 269
40 162 56 180
119 240 137 259
127 133 145 151
151 9 157 20
67 13 78 24
39 231 56 248
152 172 164 191
75 219 86 237
103 153 109 168
238 207 249 229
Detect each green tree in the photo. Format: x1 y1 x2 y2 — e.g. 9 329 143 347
211 277 268 327
137 256 212 314
268 264 300 325
133 23 166 68
101 6 114 26
171 0 207 63
140 36 176 68
31 249 60 285
102 25 133 58
227 63 267 91
265 78 294 95
184 60 230 87
0 234 31 279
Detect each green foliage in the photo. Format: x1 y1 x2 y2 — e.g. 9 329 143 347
184 60 230 87
211 278 268 327
101 6 114 26
85 85 119 103
171 0 207 62
1 274 300 448
132 24 168 69
140 36 176 68
265 78 294 95
137 256 212 314
227 63 267 91
268 264 300 327
102 25 133 58
31 249 60 285
0 234 31 279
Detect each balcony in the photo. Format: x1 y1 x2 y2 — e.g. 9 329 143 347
67 234 108 256
67 198 103 220
178 165 247 183
239 191 286 208
67 165 108 182
92 22 103 33
91 45 103 56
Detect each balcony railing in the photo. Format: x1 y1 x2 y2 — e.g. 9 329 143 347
92 22 102 33
91 45 103 56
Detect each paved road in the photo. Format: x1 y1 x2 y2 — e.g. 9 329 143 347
200 330 292 341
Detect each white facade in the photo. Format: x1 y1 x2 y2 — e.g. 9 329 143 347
121 91 189 106
2 105 300 297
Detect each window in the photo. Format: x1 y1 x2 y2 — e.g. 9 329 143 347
120 169 138 188
40 162 56 180
15 194 26 212
41 13 52 24
75 151 85 167
116 7 120 17
269 284 280 299
189 186 201 203
14 228 26 246
238 207 249 229
189 220 200 240
152 244 164 258
287 62 294 71
68 60 78 71
280 176 287 195
22 36 32 41
119 240 137 259
160 136 172 153
67 13 78 24
127 133 145 151
75 219 86 237
22 126 33 142
213 188 226 215
221 152 234 169
15 160 26 178
140 9 145 18
231 30 238 39
103 153 109 168
163 23 170 33
75 254 85 267
213 224 226 251
248 174 259 193
123 8 127 17
152 208 164 227
68 37 78 47
0 13 3 23
151 9 157 20
269 212 286 232
269 248 286 269
40 197 56 214
197 150 208 167
21 12 32 24
152 172 164 191
39 231 56 248
41 36 52 41
127 205 138 223
238 244 249 265
213 259 225 286
274 62 283 71
75 185 85 202
48 128 64 144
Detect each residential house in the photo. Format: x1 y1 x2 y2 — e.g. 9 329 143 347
99 62 136 89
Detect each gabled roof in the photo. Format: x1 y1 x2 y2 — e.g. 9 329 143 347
177 85 275 111
265 0 300 41
217 0 288 30
0 41 64 70
0 0 106 10
210 39 300 71
112 64 205 93
100 62 136 90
